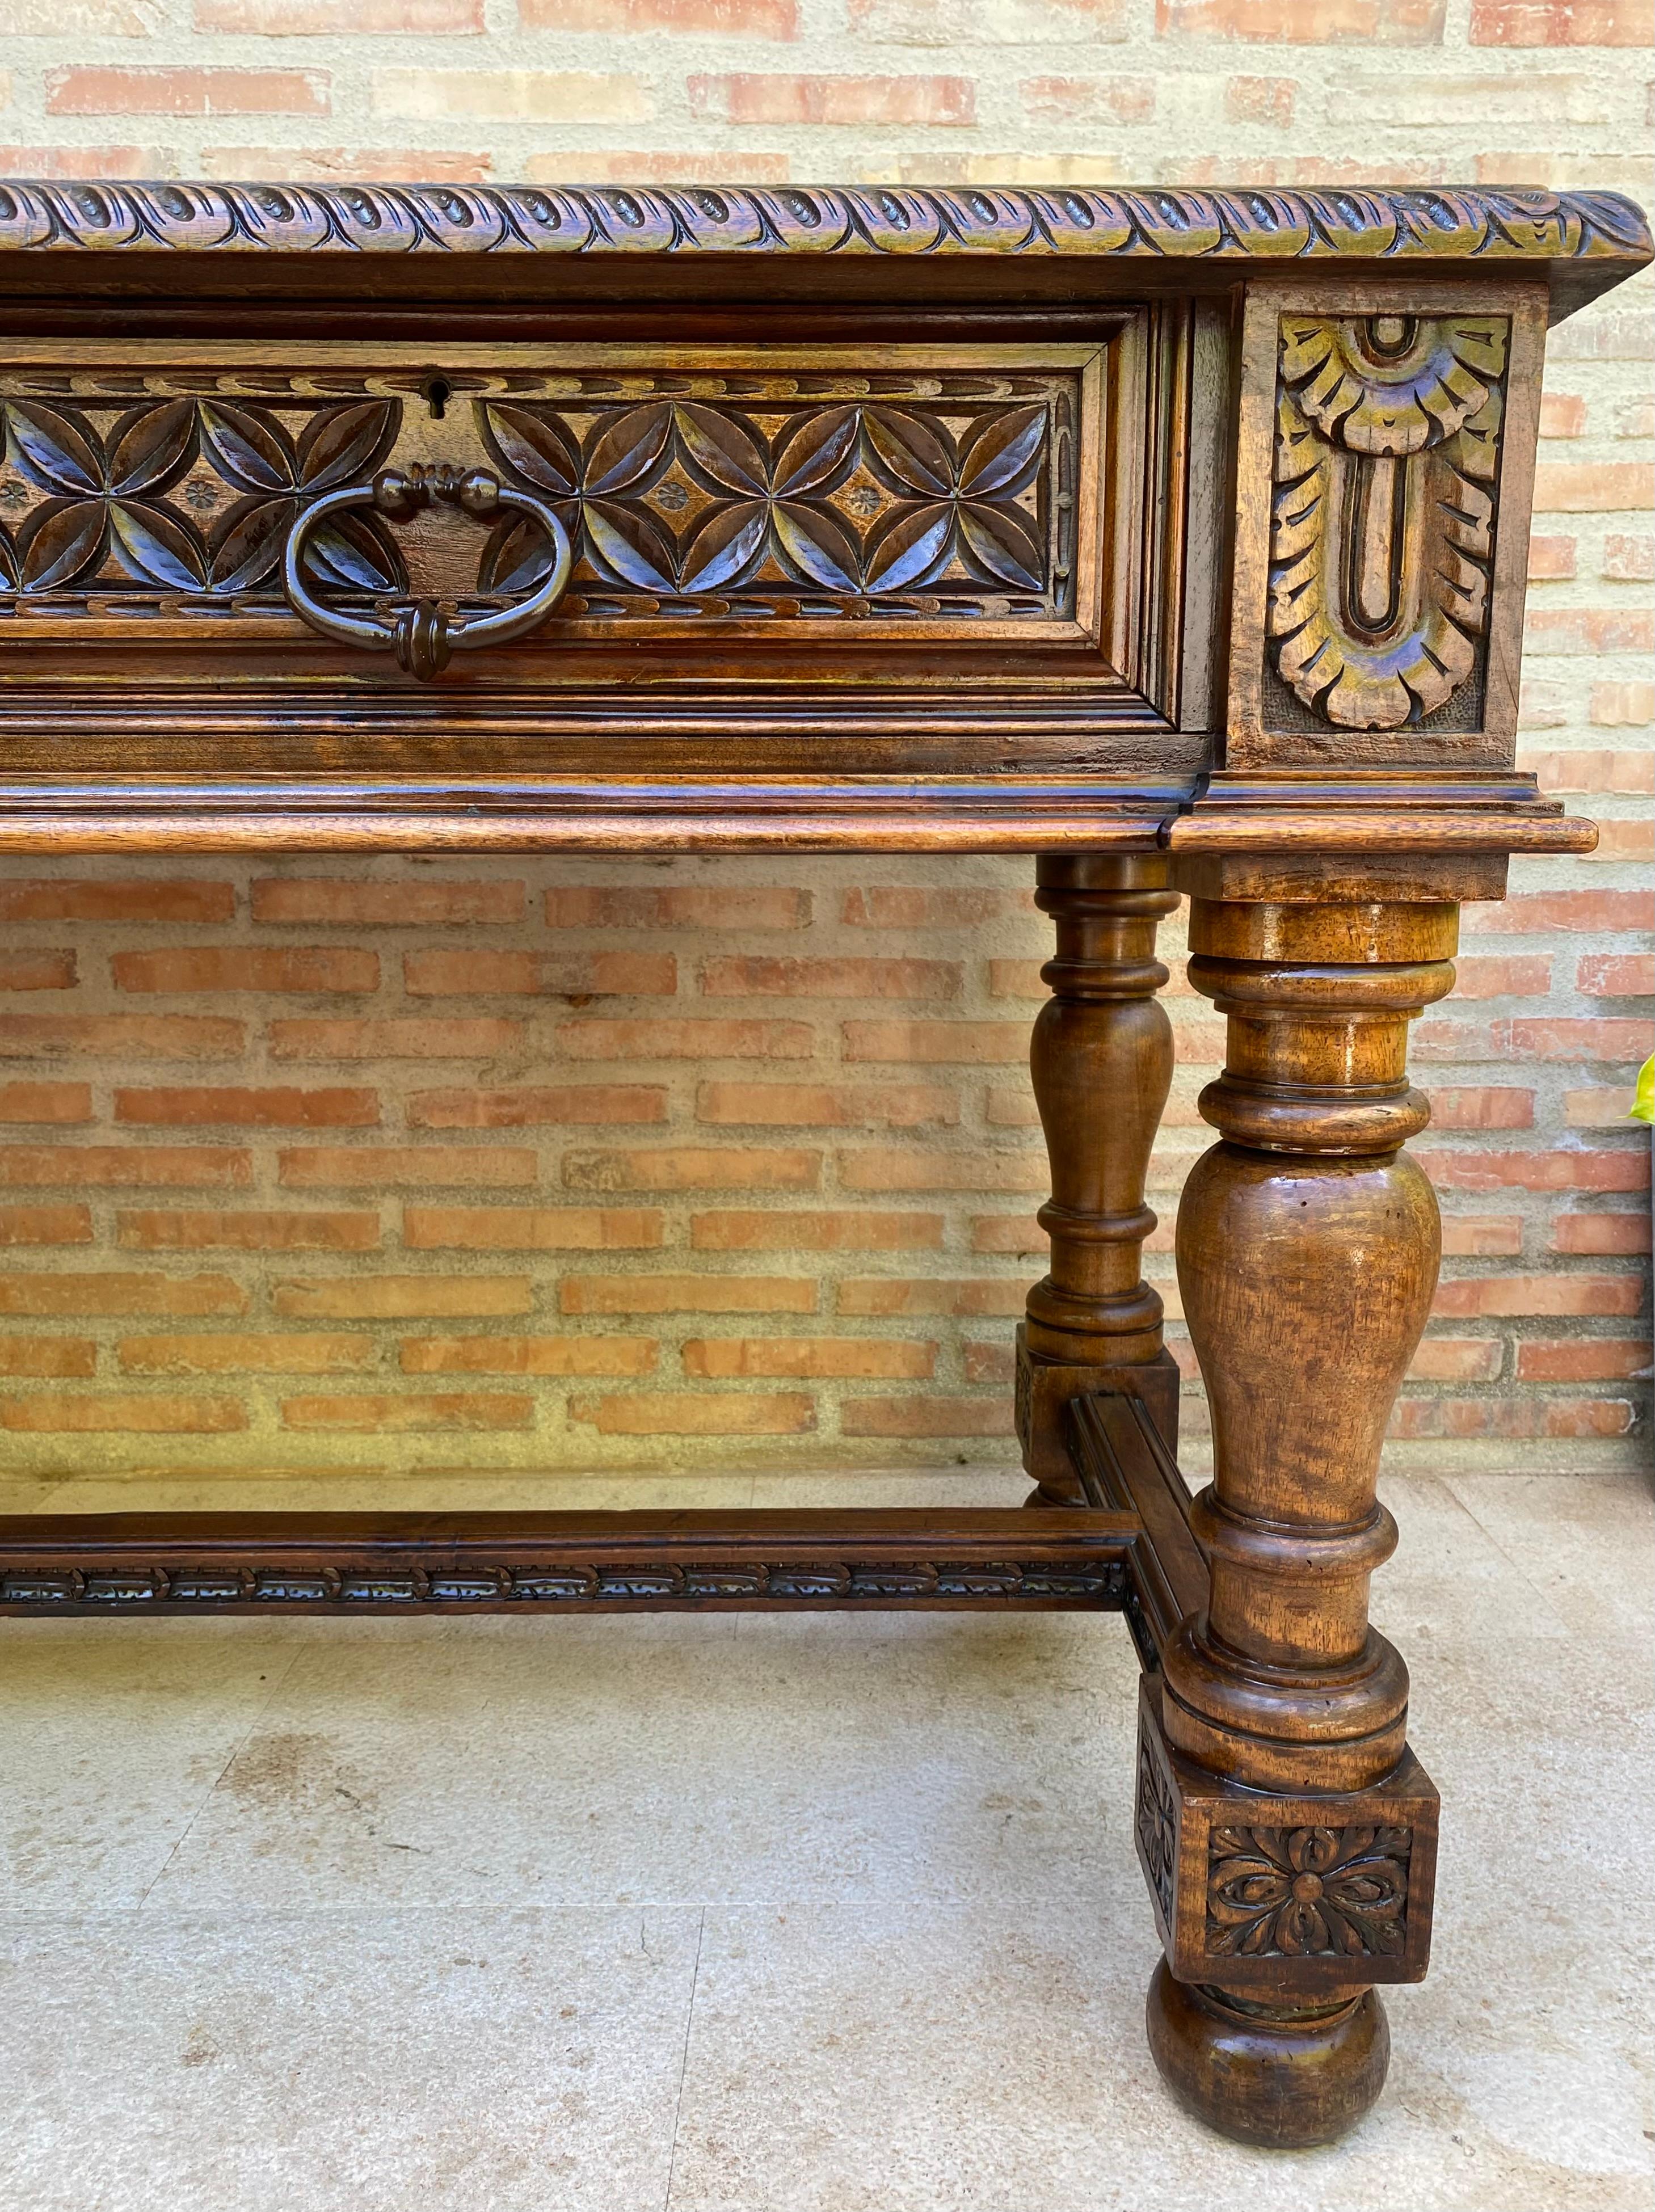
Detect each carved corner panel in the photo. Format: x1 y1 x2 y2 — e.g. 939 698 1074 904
1267 313 1507 732
0 348 1098 644
1134 1684 1439 1992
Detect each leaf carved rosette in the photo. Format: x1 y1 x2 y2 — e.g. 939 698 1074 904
0 386 405 606
1268 314 1509 729
477 386 1066 620
1207 1825 1411 1961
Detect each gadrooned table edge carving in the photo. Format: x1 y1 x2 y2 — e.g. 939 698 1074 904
0 180 1647 286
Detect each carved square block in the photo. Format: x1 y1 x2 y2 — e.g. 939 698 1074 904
1135 1680 1439 1994
1014 1329 1180 1490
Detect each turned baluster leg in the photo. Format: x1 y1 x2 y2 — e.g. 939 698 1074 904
1138 891 1451 2148
1017 854 1180 1505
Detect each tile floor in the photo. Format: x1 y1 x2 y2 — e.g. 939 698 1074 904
0 1469 1650 2212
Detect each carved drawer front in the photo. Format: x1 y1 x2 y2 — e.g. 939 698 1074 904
0 342 1108 669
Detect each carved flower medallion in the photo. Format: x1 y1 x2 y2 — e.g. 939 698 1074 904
1206 1823 1411 1959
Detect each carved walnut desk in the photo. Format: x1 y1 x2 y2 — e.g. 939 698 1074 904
0 178 1646 2149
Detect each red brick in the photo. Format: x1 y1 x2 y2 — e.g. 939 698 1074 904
1467 890 1652 934
840 1394 1014 1438
47 66 330 114
1419 1148 1646 1193
1525 607 1655 653
0 1145 250 1189
1439 1216 1524 1255
197 0 480 26
563 1146 820 1193
984 1086 1043 1126
1522 748 1653 794
1565 1086 1640 1126
0 952 76 992
403 1206 661 1251
569 1390 815 1435
962 1340 1016 1385
843 1021 1027 1064
0 1014 243 1059
546 886 808 930
1539 390 1587 436
0 145 175 178
0 1273 246 1317
1527 533 1577 579
839 1147 1046 1194
683 1337 934 1379
841 887 1034 928
0 879 233 923
527 152 792 186
252 877 526 924
1431 1275 1641 1316
404 949 676 996
1587 821 1655 865
689 73 972 125
1603 534 1655 581
561 1274 816 1314
0 1392 247 1433
970 1214 1046 1255
1543 1398 1637 1438
1473 1 1652 46
282 1392 533 1432
112 947 377 995
118 1209 381 1252
0 1082 92 1124
523 0 793 28
269 1017 522 1060
1500 1018 1654 1062
1406 1337 1504 1381
399 1335 656 1376
1424 1088 1534 1130
1589 682 1653 728
558 1018 812 1060
1579 954 1655 997
279 1145 538 1189
273 1275 532 1318
118 1333 374 1375
1551 1211 1650 1254
1515 1338 1650 1380
0 1338 97 1379
1224 74 1296 123
696 1081 958 1128
837 1278 1027 1317
409 1085 667 1128
1448 956 1552 998
0 1204 94 1246
115 1086 380 1128
692 1210 942 1252
1156 0 1444 35
987 962 1048 1001
1020 77 1157 122
700 955 961 1001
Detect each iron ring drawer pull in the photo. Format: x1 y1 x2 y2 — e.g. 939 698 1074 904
282 465 572 682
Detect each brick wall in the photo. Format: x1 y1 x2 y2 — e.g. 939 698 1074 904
0 0 1648 1477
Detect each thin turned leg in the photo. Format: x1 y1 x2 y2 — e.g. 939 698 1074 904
1139 891 1450 2148
1017 854 1179 1505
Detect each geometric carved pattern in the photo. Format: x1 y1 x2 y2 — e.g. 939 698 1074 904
0 179 1645 267
1268 314 1508 729
1206 1824 1412 1960
0 1556 1125 1610
479 387 1065 618
0 369 1076 629
1135 1713 1180 1928
0 388 404 604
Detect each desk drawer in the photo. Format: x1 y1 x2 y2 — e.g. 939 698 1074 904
0 316 1214 781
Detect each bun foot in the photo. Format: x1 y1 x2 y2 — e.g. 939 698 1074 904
1145 1960 1389 2148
